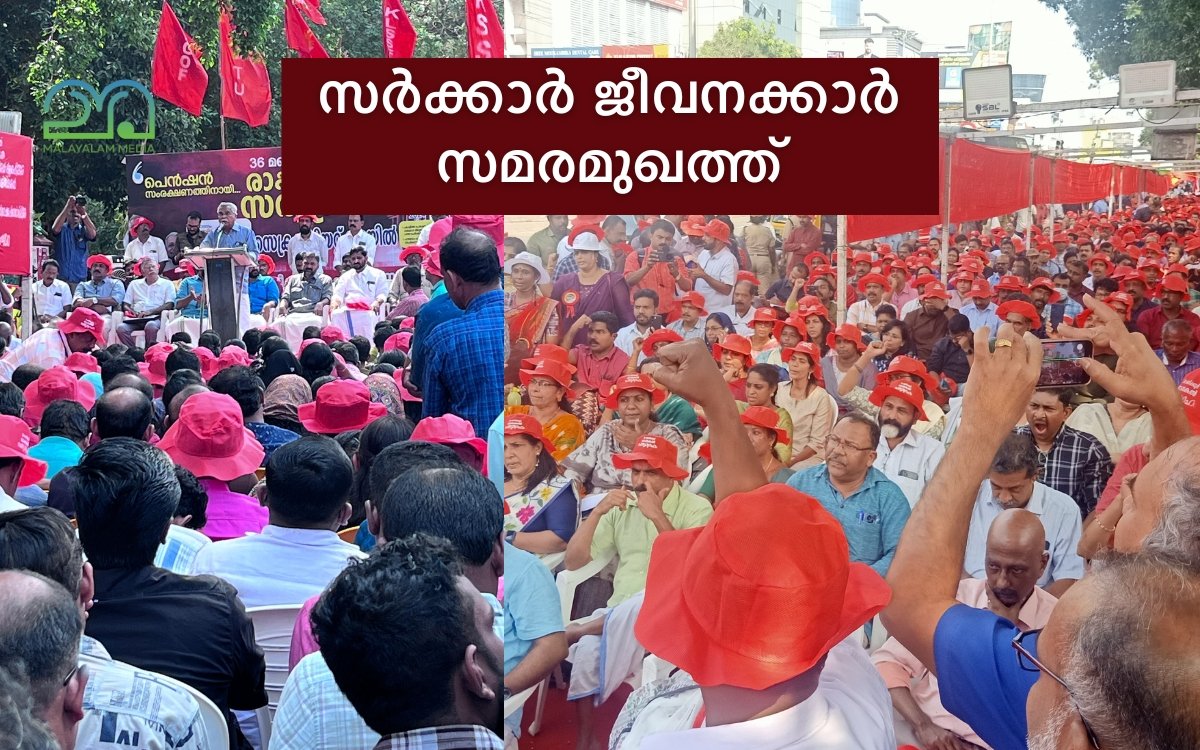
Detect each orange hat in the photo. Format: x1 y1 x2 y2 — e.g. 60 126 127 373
519 358 574 389
869 378 928 421
680 215 707 237
1160 276 1189 295
712 334 752 361
520 344 576 373
857 273 888 294
641 328 684 357
1029 277 1064 304
780 342 824 386
994 275 1028 293
605 373 666 410
997 300 1043 329
740 405 790 444
634 486 890 689
703 219 731 245
503 414 555 455
678 291 708 316
878 355 937 394
612 434 688 480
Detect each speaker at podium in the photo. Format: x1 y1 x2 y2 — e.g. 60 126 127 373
182 247 254 343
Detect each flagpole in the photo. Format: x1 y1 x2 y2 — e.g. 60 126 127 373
220 116 227 150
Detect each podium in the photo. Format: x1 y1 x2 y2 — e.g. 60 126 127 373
184 247 253 343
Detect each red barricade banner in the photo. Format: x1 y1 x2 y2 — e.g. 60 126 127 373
0 133 33 275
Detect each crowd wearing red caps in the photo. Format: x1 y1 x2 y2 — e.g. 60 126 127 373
0 216 512 749
503 205 1200 750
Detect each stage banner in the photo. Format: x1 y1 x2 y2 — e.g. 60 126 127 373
0 133 34 275
125 147 432 275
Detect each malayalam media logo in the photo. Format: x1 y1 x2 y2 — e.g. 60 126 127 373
41 79 156 153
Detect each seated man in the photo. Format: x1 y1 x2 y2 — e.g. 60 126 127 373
32 259 72 330
870 379 945 509
276 251 332 351
312 534 505 749
329 246 387 339
208 364 299 464
787 413 911 576
0 506 211 748
71 254 125 318
74 438 267 747
563 435 713 750
160 260 206 343
871 508 1058 749
119 257 174 348
191 435 364 608
248 255 280 327
963 432 1084 597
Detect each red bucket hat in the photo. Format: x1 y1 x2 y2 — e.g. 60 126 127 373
129 216 154 236
735 270 761 287
59 307 106 346
611 434 687 480
605 373 666 410
0 416 47 487
1029 277 1064 304
740 405 790 444
919 282 951 300
1161 275 1189 295
207 345 254 380
22 366 96 425
635 485 890 689
319 326 347 344
878 355 937 394
410 414 488 459
677 291 708 316
298 380 388 434
136 343 174 386
712 334 753 361
749 307 779 329
857 273 888 294
383 332 413 353
680 215 706 237
158 391 265 482
994 275 1028 293
256 255 276 276
869 379 928 421
87 254 114 274
641 328 683 357
702 219 730 245
63 352 100 375
503 414 555 455
519 358 574 389
997 300 1043 329
520 343 577 373
826 323 866 352
964 280 993 300
780 342 824 386
400 245 430 263
773 313 807 342
1179 370 1200 436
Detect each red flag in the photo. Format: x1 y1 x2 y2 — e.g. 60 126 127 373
219 8 273 127
465 0 502 58
292 0 326 25
150 0 208 116
383 0 417 58
285 0 330 58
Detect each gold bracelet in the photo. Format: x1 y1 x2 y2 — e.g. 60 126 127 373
1095 520 1117 534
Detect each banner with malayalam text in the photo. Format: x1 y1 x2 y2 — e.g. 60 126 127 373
125 147 431 274
0 133 34 275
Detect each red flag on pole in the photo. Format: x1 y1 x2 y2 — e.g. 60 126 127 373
465 0 502 58
383 0 417 58
285 0 330 58
292 0 326 25
150 0 208 116
219 8 273 127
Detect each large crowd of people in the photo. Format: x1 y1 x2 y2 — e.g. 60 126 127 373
0 210 508 749
502 207 1200 750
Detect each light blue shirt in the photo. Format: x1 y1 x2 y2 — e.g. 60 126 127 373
488 413 504 496
27 436 83 479
201 224 259 290
503 543 562 734
175 275 206 318
74 277 125 305
961 302 1002 334
786 465 910 576
963 480 1085 587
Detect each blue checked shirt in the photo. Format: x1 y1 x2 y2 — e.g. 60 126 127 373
420 289 504 437
1014 424 1111 516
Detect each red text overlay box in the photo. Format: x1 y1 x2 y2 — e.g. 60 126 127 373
281 58 939 215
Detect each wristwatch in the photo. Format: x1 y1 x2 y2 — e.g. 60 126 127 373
504 530 517 546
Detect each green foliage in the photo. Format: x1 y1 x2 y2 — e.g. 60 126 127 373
1041 0 1200 87
13 0 497 243
697 17 798 59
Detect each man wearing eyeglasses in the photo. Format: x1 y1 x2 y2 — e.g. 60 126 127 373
787 412 911 576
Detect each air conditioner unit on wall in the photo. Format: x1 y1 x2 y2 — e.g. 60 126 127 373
1119 61 1176 108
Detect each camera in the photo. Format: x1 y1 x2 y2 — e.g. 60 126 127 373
75 196 87 207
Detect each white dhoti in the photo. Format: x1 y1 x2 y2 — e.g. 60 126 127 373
568 591 646 705
275 312 324 352
327 308 376 340
160 315 203 344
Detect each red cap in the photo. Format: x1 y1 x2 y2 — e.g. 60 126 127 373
612 434 688 480
503 414 555 455
157 392 265 482
635 486 890 688
1160 275 1189 295
826 323 866 352
919 282 951 300
519 358 574 389
641 328 684 357
678 291 708 316
605 373 666 410
87 254 114 274
995 275 1028 293
712 333 753 361
997 300 1043 329
857 273 888 294
58 308 106 345
1179 370 1200 435
63 352 100 375
410 414 488 458
780 342 824 386
852 251 874 265
22 366 96 425
965 280 993 300
740 405 790 445
383 332 412 353
0 416 47 487
869 379 928 421
703 219 730 245
257 255 276 276
297 380 388 434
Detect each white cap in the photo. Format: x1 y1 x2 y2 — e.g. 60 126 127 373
504 251 551 285
569 231 602 253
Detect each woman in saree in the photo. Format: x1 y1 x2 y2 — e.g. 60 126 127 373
550 229 634 349
507 357 586 460
505 252 560 382
503 414 578 556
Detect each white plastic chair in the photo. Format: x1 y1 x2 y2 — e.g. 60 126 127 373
555 551 615 626
245 604 302 724
539 551 566 572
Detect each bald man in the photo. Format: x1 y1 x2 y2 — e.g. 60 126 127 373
873 508 1059 749
0 569 87 750
963 433 1084 597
